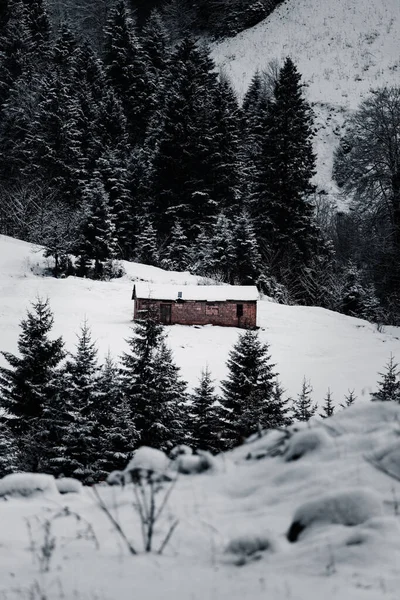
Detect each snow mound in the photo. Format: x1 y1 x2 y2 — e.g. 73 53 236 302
55 477 83 494
224 533 275 565
0 473 59 498
172 450 216 475
123 446 170 482
370 440 400 479
287 488 383 542
284 428 333 462
170 444 193 459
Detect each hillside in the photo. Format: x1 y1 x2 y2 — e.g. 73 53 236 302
2 399 400 599
1 234 400 408
211 0 400 197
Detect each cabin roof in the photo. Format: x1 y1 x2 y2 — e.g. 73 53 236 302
132 283 259 302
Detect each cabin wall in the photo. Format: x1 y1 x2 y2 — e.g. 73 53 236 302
134 299 257 328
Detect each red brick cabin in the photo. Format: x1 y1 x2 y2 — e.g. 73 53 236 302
132 284 258 328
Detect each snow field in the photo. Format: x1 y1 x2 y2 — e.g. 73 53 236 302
1 234 400 408
2 403 400 598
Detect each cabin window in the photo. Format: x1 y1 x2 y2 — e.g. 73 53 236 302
206 304 219 316
236 304 244 318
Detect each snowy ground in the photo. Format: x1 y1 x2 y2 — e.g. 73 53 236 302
1 401 400 599
1 234 400 410
211 0 400 201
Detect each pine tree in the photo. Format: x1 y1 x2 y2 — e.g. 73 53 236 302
190 367 226 453
319 388 335 419
149 38 220 240
104 1 155 144
249 58 324 286
371 355 400 403
221 330 277 446
134 219 160 266
93 353 137 478
0 298 65 433
232 211 262 284
0 419 19 476
341 389 357 408
196 213 235 282
163 219 190 271
56 322 101 482
75 176 117 278
292 377 317 422
121 308 187 451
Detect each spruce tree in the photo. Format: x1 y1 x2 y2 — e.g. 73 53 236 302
0 419 19 476
371 355 400 403
341 389 357 408
75 176 117 278
149 38 221 240
56 322 101 482
197 213 235 282
0 298 65 433
319 389 335 419
121 308 187 451
190 367 226 453
93 353 137 478
134 219 160 266
163 219 190 271
232 211 262 284
221 330 277 446
292 377 317 422
104 1 155 144
249 58 324 288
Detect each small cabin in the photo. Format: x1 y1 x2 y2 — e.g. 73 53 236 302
132 284 258 328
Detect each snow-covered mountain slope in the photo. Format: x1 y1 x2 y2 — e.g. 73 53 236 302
211 0 400 199
2 401 400 599
1 234 400 408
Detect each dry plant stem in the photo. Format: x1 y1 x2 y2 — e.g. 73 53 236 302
133 484 147 550
155 477 178 521
157 519 179 555
92 485 137 555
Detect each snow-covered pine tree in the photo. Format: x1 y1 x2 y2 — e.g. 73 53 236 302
371 355 400 403
104 0 155 144
221 330 277 446
93 352 137 479
163 219 190 271
190 367 226 453
196 212 235 282
0 298 65 470
134 219 160 266
249 58 328 299
319 388 335 419
121 307 188 452
56 322 101 482
292 377 317 422
75 176 117 279
0 419 19 477
0 298 65 433
232 211 262 284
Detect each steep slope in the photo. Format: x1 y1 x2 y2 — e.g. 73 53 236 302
211 0 400 198
1 234 400 407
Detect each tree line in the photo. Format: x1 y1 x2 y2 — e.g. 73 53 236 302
0 0 333 303
0 297 364 482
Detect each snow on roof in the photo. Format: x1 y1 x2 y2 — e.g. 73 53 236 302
132 283 259 302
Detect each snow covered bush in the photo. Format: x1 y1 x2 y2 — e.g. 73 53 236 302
0 473 59 498
172 450 216 475
55 477 83 494
224 533 275 565
284 428 332 461
169 444 193 460
287 488 383 542
111 446 171 485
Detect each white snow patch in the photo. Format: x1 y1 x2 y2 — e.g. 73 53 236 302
0 473 59 498
284 427 333 462
287 488 383 541
55 477 83 494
